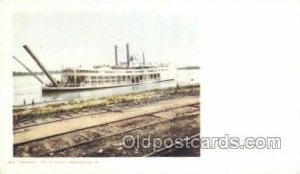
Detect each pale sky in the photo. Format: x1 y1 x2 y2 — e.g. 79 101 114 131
13 12 199 72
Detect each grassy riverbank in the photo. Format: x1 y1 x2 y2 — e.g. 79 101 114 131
13 84 200 122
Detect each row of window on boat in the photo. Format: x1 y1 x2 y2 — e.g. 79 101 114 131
62 69 167 74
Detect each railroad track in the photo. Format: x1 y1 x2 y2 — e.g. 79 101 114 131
13 93 187 130
14 102 198 132
14 104 200 157
14 107 118 131
13 97 197 131
14 98 200 145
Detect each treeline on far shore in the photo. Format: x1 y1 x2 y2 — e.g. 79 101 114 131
13 71 61 76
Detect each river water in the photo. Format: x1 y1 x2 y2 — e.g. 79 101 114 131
13 69 199 106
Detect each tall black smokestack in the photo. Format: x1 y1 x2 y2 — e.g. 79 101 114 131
143 52 145 67
126 43 130 68
114 45 118 66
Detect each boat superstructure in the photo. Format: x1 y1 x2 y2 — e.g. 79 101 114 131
43 63 176 92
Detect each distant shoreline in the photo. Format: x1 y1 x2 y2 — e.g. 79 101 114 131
177 66 200 70
13 66 200 76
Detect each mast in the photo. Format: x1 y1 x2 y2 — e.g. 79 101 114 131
126 43 130 68
13 56 44 85
23 45 59 87
114 45 118 66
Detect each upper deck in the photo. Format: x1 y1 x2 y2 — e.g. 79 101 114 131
61 65 171 77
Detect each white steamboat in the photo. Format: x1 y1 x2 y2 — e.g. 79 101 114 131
18 44 177 93
43 63 176 92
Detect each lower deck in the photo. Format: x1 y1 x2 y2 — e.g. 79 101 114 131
42 79 174 92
